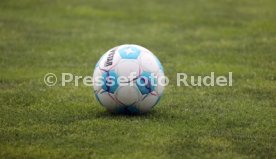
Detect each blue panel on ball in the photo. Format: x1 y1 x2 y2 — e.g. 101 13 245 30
102 70 118 94
136 71 156 95
127 106 140 114
118 45 141 59
115 106 140 114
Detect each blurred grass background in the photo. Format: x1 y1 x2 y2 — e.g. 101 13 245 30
0 0 275 158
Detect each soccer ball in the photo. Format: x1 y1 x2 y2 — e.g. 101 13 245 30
92 44 165 114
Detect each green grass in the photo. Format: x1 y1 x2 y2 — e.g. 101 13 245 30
0 0 276 158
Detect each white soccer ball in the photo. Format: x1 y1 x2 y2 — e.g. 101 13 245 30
93 44 165 114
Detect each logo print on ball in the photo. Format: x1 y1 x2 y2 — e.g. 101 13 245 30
104 49 116 67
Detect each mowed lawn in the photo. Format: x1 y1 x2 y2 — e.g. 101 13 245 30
0 0 276 158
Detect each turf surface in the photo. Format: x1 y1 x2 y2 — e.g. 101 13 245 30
0 0 276 158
